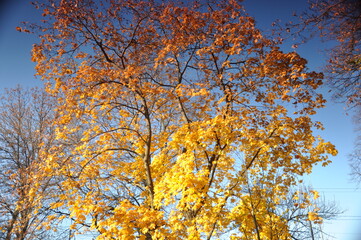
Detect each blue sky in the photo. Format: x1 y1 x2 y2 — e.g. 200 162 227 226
0 0 41 89
0 0 360 239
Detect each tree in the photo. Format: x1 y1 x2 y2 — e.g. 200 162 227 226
25 0 337 239
234 163 341 240
350 107 361 184
292 0 361 107
274 186 341 240
350 149 361 184
292 0 361 185
0 87 61 239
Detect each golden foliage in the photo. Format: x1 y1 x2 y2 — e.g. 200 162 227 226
28 0 336 239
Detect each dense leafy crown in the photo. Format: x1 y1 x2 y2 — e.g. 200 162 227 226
26 0 336 239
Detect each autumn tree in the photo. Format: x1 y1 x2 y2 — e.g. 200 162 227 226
0 87 62 239
291 0 361 106
24 0 337 239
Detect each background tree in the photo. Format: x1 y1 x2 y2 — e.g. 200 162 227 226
302 0 361 184
0 87 62 239
276 186 341 240
285 0 360 185
232 158 341 240
350 107 361 184
25 0 337 239
292 0 361 106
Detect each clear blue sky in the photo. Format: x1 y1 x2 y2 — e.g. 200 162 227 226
0 0 42 89
0 0 360 239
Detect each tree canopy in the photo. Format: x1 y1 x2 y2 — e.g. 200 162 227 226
0 87 58 240
20 0 337 239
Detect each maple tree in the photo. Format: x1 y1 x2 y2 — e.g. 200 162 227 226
24 0 337 239
0 87 60 240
